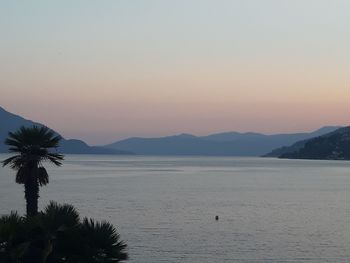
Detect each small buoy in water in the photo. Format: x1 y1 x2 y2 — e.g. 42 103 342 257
215 215 219 221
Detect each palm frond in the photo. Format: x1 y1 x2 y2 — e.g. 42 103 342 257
0 212 24 240
0 203 128 262
15 167 27 184
80 218 128 262
43 201 80 231
4 138 22 152
2 155 23 169
36 167 49 186
45 153 64 166
0 212 23 226
5 126 63 151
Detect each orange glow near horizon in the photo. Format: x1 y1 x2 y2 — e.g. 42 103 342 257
1 1 350 144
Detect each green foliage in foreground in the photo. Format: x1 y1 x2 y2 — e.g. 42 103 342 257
0 202 128 263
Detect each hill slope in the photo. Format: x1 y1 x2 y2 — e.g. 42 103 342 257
264 126 341 157
0 106 131 155
279 127 350 160
104 127 340 156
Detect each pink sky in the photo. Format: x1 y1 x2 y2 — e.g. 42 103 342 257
1 1 349 144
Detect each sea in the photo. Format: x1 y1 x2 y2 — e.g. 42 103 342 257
1 154 350 262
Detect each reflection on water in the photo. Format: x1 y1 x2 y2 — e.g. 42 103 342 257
1 155 350 262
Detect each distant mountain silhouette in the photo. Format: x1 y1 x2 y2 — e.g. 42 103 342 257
278 126 350 160
104 127 340 156
0 106 132 155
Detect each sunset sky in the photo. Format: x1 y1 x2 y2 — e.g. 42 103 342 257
1 1 350 144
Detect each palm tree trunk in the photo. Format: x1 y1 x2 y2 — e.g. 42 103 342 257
24 176 39 217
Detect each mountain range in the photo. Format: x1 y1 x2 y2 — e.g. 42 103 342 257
104 126 340 156
1 106 344 157
0 106 131 155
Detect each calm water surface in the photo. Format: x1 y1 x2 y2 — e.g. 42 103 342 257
1 154 350 262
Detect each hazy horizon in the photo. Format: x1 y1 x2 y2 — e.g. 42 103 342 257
1 104 343 146
1 1 350 144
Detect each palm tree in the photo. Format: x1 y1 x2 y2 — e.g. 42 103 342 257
0 202 128 263
2 126 64 217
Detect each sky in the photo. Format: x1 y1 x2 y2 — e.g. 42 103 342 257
1 0 350 145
